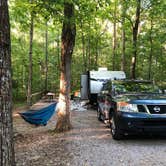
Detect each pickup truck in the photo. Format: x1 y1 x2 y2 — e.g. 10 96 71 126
97 80 166 140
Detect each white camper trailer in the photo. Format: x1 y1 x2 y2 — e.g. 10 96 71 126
81 68 126 104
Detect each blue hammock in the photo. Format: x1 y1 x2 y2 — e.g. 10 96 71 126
19 103 57 126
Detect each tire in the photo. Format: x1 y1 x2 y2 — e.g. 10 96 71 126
97 106 102 121
110 116 123 140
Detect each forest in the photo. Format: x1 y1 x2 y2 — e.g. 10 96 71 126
1 0 166 165
10 0 166 105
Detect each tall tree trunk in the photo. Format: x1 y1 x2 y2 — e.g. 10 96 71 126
95 40 98 69
148 19 153 80
22 61 25 92
27 0 34 106
130 0 141 79
55 2 76 132
80 21 86 72
87 21 91 70
121 26 126 71
0 0 15 165
45 21 48 92
56 30 61 78
112 0 117 71
121 0 126 72
82 33 86 72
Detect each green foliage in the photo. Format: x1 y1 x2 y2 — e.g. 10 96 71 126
9 0 166 102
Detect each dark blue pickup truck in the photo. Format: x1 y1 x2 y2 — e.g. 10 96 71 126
97 80 166 140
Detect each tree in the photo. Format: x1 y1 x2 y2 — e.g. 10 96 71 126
121 0 127 72
112 0 117 70
27 0 34 106
8 0 166 103
148 18 153 80
130 0 141 79
45 21 48 92
0 0 15 165
55 2 76 132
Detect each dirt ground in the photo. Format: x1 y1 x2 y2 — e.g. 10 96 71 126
14 102 166 166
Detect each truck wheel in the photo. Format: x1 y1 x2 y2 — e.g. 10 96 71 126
110 116 123 140
97 107 102 121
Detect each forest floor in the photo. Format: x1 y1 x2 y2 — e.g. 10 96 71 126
13 101 166 166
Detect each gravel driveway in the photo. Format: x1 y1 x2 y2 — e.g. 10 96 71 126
14 107 166 166
68 110 166 166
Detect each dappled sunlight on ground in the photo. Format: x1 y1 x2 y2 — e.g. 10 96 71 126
13 102 166 166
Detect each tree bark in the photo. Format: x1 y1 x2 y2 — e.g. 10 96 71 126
121 26 126 71
55 2 76 132
95 39 98 69
121 0 126 72
56 30 61 78
112 0 117 71
80 21 87 72
148 19 153 80
130 0 141 79
27 0 34 106
87 22 91 71
0 0 15 165
45 21 48 92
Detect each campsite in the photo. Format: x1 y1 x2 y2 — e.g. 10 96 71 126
0 0 166 166
13 100 166 166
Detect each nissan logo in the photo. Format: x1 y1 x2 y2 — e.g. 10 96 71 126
153 106 160 113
